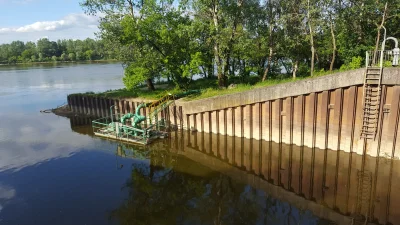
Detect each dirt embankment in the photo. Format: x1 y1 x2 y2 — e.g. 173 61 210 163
48 105 94 119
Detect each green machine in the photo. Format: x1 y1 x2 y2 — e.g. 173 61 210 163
91 90 199 145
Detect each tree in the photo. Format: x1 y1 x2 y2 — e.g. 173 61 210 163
68 52 76 61
37 38 56 59
9 41 25 59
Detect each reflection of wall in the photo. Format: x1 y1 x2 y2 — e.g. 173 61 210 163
67 117 400 225
165 131 400 225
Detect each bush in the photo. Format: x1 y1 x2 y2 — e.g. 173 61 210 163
340 56 363 71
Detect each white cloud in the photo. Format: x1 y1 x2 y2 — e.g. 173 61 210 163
0 13 101 43
0 13 99 33
0 184 16 214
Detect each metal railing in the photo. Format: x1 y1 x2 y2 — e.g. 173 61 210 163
92 112 170 144
366 50 399 67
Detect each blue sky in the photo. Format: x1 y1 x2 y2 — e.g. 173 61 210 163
0 0 99 43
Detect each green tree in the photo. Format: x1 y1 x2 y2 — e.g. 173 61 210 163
68 52 76 61
60 53 68 61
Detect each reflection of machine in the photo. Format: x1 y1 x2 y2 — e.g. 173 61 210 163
91 90 199 145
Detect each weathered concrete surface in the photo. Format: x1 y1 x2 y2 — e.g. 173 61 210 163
176 68 400 115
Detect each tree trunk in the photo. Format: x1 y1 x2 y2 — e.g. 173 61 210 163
373 2 388 65
208 58 214 79
222 0 243 87
146 78 155 91
211 1 225 87
307 0 315 76
292 60 298 79
262 47 273 81
329 21 337 72
262 0 274 81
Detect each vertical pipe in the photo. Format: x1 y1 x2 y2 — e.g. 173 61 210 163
86 96 92 115
90 97 95 116
278 99 283 186
179 106 183 130
224 109 228 135
201 112 204 132
67 95 72 111
216 110 220 134
79 96 84 114
187 115 190 130
288 97 294 190
209 111 212 133
194 114 197 130
70 95 76 112
310 93 318 200
322 91 330 202
93 97 99 117
250 104 254 139
333 88 344 209
299 95 305 194
259 102 263 140
232 107 235 138
173 106 177 127
241 106 244 138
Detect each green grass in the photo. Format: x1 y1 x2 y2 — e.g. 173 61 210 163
70 88 174 100
71 67 357 101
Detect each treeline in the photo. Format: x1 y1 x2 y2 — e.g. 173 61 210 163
81 0 400 90
0 38 117 64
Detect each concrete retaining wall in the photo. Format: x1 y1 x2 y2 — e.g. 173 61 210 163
175 67 400 158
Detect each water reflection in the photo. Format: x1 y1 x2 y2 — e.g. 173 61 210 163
110 143 328 225
69 119 334 224
69 116 400 225
0 114 98 172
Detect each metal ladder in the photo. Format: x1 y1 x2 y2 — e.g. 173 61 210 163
360 53 383 139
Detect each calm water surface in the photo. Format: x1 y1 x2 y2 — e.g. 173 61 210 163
0 63 357 225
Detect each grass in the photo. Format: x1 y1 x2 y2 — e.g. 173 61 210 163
71 67 357 101
71 88 174 100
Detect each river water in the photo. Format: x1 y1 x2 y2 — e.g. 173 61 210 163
0 63 398 225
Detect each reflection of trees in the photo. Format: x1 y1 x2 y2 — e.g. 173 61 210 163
110 145 331 225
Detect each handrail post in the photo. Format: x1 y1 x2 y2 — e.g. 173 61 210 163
380 26 387 68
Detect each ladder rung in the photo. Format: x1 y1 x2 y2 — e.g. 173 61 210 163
366 78 380 80
363 117 377 120
363 107 378 110
361 131 375 135
364 86 380 89
363 119 377 122
360 135 374 139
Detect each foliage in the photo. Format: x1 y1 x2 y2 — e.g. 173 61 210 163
0 38 116 64
78 0 400 92
339 56 363 71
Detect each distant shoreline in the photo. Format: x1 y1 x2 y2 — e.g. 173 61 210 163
0 59 121 66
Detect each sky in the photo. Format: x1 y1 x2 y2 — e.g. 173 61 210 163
0 0 100 44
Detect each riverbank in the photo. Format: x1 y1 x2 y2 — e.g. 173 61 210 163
0 59 120 66
70 69 345 102
63 67 400 159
